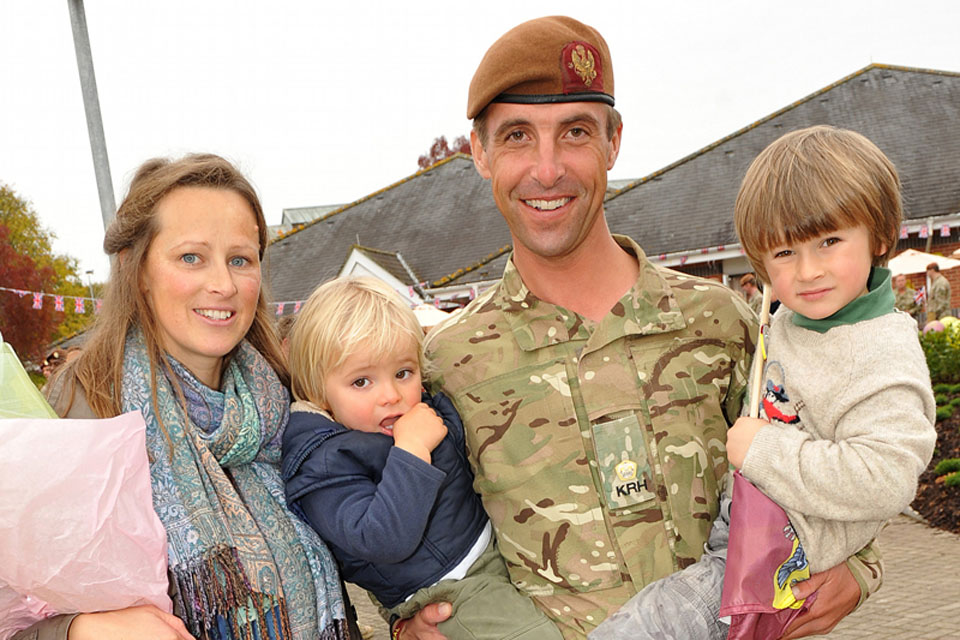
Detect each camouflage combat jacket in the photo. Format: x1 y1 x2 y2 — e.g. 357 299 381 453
928 274 952 320
424 236 757 638
894 286 918 316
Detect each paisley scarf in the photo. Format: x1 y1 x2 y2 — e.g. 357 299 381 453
121 329 349 640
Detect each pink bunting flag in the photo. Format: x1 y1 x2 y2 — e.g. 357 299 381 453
74 298 85 314
275 302 285 316
900 226 909 239
941 224 951 237
293 301 302 314
95 299 103 314
32 293 42 310
54 296 64 312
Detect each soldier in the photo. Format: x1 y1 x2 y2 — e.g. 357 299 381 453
925 262 952 321
892 273 918 316
738 273 763 316
402 16 879 640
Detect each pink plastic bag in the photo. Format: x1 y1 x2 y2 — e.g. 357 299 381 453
0 411 171 639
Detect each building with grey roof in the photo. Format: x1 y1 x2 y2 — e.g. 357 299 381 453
266 64 960 307
605 64 960 280
266 155 510 311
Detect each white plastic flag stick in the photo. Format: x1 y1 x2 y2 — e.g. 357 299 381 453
748 286 773 419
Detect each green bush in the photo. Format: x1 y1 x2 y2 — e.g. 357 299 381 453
936 405 955 422
950 397 960 408
933 458 960 475
950 383 960 394
933 382 953 394
920 324 960 384
945 472 960 488
935 393 949 406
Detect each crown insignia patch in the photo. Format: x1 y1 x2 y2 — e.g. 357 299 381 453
615 460 638 482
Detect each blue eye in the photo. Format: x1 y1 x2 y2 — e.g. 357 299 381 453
181 253 198 264
230 256 248 267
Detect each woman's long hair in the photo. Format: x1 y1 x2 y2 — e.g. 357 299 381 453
59 153 288 418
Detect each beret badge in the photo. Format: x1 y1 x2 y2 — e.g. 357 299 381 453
568 44 596 86
562 41 604 94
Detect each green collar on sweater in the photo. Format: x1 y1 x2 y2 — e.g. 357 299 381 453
791 267 894 333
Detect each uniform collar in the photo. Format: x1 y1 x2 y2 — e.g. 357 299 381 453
499 235 687 351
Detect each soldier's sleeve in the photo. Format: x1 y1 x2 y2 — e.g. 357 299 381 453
722 304 758 426
10 614 79 640
845 539 884 609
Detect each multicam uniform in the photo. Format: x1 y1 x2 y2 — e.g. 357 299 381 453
746 291 762 317
928 274 952 320
424 236 756 638
426 235 884 638
894 285 918 316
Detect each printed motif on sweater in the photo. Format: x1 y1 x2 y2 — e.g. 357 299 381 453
761 361 804 426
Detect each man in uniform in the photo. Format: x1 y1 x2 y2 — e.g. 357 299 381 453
926 262 952 321
406 16 880 640
893 273 918 317
739 273 763 316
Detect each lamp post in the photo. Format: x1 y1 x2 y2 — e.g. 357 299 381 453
85 269 95 300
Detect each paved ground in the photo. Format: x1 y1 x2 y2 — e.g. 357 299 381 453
347 514 960 639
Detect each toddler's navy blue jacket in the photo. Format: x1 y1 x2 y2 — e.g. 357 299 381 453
281 392 488 608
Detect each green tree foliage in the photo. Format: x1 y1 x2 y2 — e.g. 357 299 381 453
0 184 95 360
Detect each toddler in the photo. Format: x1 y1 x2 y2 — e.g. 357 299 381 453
281 276 561 640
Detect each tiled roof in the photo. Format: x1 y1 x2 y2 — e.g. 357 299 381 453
267 65 960 301
266 154 510 302
604 64 960 256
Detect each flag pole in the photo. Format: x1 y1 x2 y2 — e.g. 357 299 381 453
748 286 773 419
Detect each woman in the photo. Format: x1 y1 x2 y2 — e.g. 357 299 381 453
15 154 356 640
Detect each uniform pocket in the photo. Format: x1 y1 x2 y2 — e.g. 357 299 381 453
592 414 657 511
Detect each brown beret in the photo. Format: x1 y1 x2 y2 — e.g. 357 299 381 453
467 16 614 119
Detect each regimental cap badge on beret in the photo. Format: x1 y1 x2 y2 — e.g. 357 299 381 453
467 16 615 119
562 41 603 92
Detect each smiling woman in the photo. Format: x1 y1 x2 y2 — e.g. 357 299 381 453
141 186 263 387
17 155 357 640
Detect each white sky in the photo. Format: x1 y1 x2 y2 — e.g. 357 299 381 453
2 1 959 283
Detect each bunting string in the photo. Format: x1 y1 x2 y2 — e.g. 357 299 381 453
1 285 102 313
2 281 464 317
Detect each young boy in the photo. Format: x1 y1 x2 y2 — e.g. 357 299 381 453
280 276 561 640
592 125 937 639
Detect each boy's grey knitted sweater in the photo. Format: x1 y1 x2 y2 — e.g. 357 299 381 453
741 308 936 572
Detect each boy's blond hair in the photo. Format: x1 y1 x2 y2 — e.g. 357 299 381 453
289 276 424 407
735 125 901 283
